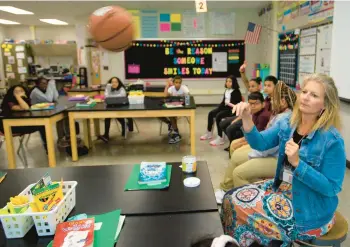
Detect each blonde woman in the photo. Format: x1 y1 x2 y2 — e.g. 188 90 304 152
216 82 297 202
221 74 345 247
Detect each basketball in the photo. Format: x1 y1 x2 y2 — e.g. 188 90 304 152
88 6 134 52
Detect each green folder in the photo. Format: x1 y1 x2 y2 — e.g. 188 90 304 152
124 164 172 191
90 209 121 247
0 171 7 184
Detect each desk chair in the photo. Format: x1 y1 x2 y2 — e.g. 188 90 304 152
115 118 140 139
295 211 348 247
0 132 28 166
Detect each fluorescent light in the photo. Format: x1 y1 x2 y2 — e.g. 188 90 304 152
0 19 20 25
0 6 33 15
39 19 68 25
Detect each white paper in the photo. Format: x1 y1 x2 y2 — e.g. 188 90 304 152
300 27 317 37
298 72 310 85
6 72 15 79
212 52 227 72
299 55 315 73
16 52 25 59
4 52 11 57
209 12 235 35
17 59 23 67
8 56 15 64
15 45 25 52
315 48 331 75
182 11 206 37
195 0 207 12
94 222 102 230
102 51 109 67
20 74 26 81
300 36 316 55
115 216 126 240
6 64 12 72
18 67 27 74
317 24 333 49
27 57 33 64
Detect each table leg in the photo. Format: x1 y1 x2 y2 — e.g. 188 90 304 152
69 113 78 161
93 119 100 137
3 121 16 169
44 119 56 167
83 119 92 149
190 110 196 156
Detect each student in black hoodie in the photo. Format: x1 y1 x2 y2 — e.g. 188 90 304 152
200 75 242 146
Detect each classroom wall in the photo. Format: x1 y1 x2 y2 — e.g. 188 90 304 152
101 8 273 104
2 26 76 41
330 1 350 161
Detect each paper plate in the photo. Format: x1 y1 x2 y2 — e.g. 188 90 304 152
183 177 200 188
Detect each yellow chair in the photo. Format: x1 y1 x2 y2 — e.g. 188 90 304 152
297 211 348 247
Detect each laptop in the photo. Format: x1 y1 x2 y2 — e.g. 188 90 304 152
105 97 129 107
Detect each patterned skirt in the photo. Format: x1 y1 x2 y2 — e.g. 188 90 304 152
220 180 335 247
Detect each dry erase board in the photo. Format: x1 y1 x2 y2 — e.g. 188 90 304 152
124 40 245 79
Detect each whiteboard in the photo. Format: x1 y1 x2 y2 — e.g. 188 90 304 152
315 24 333 75
300 36 317 55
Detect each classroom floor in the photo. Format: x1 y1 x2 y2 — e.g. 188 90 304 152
1 106 349 244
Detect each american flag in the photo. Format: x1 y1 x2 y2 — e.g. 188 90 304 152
245 22 262 44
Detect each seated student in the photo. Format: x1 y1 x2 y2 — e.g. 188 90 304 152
166 75 189 144
225 71 278 151
216 82 297 203
99 77 133 143
0 85 47 151
30 77 59 104
221 74 345 247
30 77 78 147
200 75 242 146
159 77 173 134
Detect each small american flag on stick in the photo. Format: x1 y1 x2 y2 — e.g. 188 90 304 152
245 22 262 44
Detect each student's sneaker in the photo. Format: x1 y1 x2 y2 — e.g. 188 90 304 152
209 136 225 146
57 137 70 148
215 189 226 204
200 132 213 140
168 133 182 144
98 135 109 143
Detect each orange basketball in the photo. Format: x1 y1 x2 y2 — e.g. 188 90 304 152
88 6 134 52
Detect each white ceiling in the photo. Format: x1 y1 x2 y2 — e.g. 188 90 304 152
0 1 270 26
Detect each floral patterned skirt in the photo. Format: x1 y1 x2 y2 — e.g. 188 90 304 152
220 180 335 247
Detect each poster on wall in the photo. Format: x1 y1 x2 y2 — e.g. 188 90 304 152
209 12 235 35
182 11 206 37
212 52 227 72
299 55 316 73
308 0 334 24
317 24 333 49
300 36 317 55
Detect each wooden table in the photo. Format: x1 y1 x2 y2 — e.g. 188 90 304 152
2 97 78 169
67 97 196 162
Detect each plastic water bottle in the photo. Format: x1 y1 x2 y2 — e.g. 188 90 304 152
185 95 190 106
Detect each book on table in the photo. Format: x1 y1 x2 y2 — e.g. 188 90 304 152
138 162 167 185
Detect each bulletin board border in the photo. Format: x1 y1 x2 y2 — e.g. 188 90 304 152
124 38 246 80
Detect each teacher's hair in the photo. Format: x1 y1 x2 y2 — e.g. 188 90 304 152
290 73 341 131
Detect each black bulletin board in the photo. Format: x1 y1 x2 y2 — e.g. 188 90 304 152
277 32 299 88
124 40 245 79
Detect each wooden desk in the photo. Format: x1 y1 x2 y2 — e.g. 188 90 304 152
67 97 196 162
2 97 77 169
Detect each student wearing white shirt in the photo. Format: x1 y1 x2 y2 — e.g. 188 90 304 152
200 75 242 146
166 75 190 144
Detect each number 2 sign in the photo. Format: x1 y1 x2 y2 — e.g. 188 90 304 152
195 0 208 13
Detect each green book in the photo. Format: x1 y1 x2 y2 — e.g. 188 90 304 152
90 209 121 247
0 171 7 184
124 164 172 191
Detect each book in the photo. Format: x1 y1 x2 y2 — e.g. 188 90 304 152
138 162 167 185
0 171 7 184
53 218 95 247
164 102 183 108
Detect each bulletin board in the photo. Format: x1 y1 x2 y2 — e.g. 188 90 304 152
124 40 245 79
277 31 299 88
